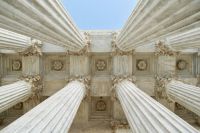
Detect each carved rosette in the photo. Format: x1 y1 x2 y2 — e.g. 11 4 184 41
12 60 22 71
111 75 136 101
111 32 134 56
21 75 43 102
154 75 174 102
155 41 179 56
68 76 91 101
20 39 42 56
110 120 129 131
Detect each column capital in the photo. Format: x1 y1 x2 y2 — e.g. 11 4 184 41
111 32 134 56
19 39 42 56
66 44 90 56
111 75 136 101
154 75 174 101
155 41 179 56
68 76 91 100
21 75 43 100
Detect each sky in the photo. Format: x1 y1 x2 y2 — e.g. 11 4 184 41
61 0 137 30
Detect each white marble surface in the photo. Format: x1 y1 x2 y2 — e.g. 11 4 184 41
167 80 200 116
117 0 200 51
0 81 31 113
116 80 199 133
1 80 85 133
0 0 85 51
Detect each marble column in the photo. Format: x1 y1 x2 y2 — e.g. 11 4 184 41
0 28 31 51
115 80 199 133
21 39 43 112
166 80 200 116
0 0 85 51
116 0 200 51
1 80 86 133
166 28 200 50
0 81 32 113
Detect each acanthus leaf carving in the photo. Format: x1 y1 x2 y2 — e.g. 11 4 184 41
111 32 134 56
21 75 43 103
20 39 42 56
67 32 91 56
111 75 136 101
155 41 179 56
154 74 174 102
68 76 91 101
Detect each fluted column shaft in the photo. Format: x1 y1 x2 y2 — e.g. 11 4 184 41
166 28 200 50
0 81 32 113
166 80 200 116
1 80 85 133
116 80 198 133
0 0 85 51
0 28 31 50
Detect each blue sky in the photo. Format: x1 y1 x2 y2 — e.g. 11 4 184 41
61 0 137 30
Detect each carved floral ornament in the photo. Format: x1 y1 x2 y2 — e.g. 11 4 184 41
111 32 134 56
154 75 174 102
176 59 188 70
66 32 91 56
155 41 179 56
51 60 63 71
20 39 42 56
12 60 22 71
95 59 107 71
111 75 136 101
68 76 91 100
96 97 106 111
137 59 147 71
21 75 43 101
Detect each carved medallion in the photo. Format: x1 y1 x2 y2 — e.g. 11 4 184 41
137 60 147 71
51 60 63 71
96 99 106 111
95 59 107 71
176 60 187 70
12 60 22 71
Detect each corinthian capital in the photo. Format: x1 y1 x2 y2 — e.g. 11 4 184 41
111 75 136 101
21 75 43 101
155 41 179 56
68 76 91 100
20 39 42 56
